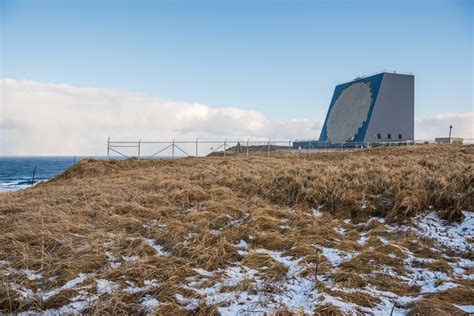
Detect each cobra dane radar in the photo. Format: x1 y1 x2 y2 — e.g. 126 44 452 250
319 72 415 145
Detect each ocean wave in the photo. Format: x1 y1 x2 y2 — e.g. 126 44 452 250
0 180 45 192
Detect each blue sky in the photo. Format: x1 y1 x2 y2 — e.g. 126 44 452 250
2 0 472 120
0 0 473 155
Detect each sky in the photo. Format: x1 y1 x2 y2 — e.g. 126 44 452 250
0 0 473 155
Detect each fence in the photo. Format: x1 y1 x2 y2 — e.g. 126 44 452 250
106 138 474 160
107 139 294 160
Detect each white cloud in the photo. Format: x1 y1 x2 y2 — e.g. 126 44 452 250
1 79 472 156
0 79 321 155
416 112 474 140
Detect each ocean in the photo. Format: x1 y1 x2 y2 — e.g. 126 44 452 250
0 157 83 191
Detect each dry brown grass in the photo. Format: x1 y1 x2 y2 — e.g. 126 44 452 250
411 259 453 275
407 298 466 316
427 285 474 305
367 274 420 296
241 253 288 280
314 304 344 316
340 249 406 275
328 290 381 308
0 145 472 314
330 271 367 288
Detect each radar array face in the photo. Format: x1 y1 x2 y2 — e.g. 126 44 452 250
326 82 373 143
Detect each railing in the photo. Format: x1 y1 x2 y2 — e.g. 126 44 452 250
106 138 474 160
107 139 295 160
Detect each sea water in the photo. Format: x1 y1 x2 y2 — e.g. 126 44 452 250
0 157 81 191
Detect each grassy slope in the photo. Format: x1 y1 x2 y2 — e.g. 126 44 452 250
0 145 473 314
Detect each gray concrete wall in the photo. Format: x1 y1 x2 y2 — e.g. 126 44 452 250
364 73 414 143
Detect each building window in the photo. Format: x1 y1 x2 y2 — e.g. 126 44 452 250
377 133 381 139
387 133 392 139
398 134 402 139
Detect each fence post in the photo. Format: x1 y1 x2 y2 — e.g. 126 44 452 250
267 140 270 157
138 139 141 160
31 166 37 186
224 140 227 157
172 139 175 159
196 139 198 157
107 137 110 161
246 139 249 158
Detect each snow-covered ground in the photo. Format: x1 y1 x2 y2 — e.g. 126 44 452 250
410 211 474 252
3 210 473 315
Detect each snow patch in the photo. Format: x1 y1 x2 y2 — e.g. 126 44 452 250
320 247 358 267
182 249 322 314
236 240 248 248
456 305 474 313
105 251 121 269
0 265 43 281
122 255 140 261
23 269 43 281
146 239 171 256
96 279 119 295
403 255 456 294
123 279 159 294
312 207 323 218
62 274 88 289
335 227 347 236
9 283 35 300
193 268 214 277
141 296 160 311
358 233 369 245
42 273 90 301
209 229 221 237
410 211 474 252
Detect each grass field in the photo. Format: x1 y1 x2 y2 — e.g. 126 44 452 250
1 145 473 315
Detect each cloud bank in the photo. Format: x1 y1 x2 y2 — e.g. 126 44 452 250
415 112 473 141
0 79 320 155
1 79 472 156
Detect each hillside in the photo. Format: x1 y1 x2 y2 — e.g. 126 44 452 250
0 145 473 315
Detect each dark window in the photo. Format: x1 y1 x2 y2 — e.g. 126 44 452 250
398 134 402 139
377 133 382 139
387 133 392 139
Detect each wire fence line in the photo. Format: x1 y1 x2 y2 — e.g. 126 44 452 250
107 139 294 160
106 138 474 160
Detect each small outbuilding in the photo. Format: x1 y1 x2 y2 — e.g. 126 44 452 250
435 137 463 144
